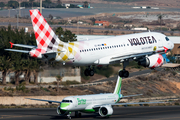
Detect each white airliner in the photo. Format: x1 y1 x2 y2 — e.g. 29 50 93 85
5 9 174 78
27 75 166 119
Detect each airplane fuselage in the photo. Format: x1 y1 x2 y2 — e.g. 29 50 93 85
60 93 121 112
55 32 174 66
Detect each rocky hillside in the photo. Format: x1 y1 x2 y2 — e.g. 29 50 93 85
1 69 180 98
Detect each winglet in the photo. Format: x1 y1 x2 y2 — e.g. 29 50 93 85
9 42 14 48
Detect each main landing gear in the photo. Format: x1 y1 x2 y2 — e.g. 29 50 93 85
75 111 81 118
118 61 129 78
84 66 94 76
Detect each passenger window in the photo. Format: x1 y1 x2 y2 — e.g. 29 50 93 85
165 37 169 41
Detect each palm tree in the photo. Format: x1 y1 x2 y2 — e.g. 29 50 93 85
29 0 34 8
56 75 62 95
83 1 89 8
157 14 164 31
0 56 11 85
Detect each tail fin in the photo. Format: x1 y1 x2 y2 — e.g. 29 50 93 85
29 9 63 53
113 75 122 95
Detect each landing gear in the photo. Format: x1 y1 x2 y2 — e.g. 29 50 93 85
119 69 129 78
75 111 81 118
119 61 129 78
67 112 71 119
84 66 94 76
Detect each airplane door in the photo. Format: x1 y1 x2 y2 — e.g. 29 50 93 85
157 36 164 51
68 46 74 60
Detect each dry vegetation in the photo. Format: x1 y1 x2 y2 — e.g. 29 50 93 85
1 69 180 98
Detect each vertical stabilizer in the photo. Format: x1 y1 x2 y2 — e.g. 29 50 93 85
113 75 122 95
29 9 63 54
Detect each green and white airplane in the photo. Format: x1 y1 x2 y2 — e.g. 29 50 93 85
27 76 165 119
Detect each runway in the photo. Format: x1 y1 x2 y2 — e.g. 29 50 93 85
1 106 180 120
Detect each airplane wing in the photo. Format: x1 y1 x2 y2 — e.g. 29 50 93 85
112 101 167 106
26 98 61 104
93 101 167 108
121 94 143 98
110 52 153 63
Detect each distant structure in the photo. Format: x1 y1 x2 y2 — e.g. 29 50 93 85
77 3 93 8
95 20 110 27
169 36 180 60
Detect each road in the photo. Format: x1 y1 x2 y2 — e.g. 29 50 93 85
0 22 179 34
1 106 180 120
96 68 163 83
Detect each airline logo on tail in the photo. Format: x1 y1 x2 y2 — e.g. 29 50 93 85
29 9 61 57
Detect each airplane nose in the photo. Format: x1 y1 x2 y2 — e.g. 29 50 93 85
171 41 174 49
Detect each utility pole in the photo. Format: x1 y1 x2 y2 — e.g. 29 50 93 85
8 9 10 18
77 17 79 35
19 1 21 17
40 0 42 14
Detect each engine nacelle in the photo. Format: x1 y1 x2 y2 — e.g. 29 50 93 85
57 106 68 116
99 105 113 117
138 54 164 68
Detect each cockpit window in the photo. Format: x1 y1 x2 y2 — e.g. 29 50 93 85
165 37 169 41
62 100 72 103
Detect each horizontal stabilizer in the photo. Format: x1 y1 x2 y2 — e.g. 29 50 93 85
12 44 36 49
5 49 29 53
26 98 61 104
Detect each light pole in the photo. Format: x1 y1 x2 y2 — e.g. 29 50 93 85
16 10 19 29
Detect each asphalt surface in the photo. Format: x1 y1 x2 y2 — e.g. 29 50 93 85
97 68 163 83
1 106 180 120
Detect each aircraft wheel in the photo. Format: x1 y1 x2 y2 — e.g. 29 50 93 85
84 69 89 76
119 70 124 77
118 70 129 78
78 113 82 117
123 70 129 78
89 70 94 76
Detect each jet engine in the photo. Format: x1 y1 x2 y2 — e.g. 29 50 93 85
138 54 164 68
99 105 113 117
57 106 68 116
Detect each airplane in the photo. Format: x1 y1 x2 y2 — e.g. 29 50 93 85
5 9 174 78
27 75 167 119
